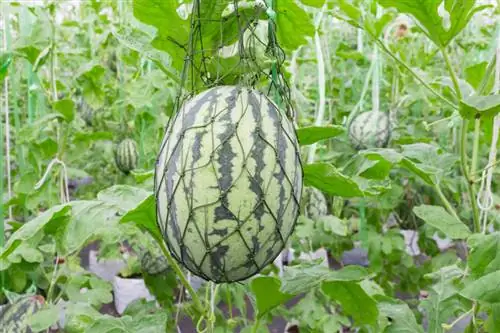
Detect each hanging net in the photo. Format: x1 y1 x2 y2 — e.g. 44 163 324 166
154 0 303 283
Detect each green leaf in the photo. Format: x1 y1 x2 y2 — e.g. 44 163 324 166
321 215 348 236
485 304 500 332
97 185 151 212
28 304 60 331
336 0 362 24
377 298 424 333
299 0 325 7
467 233 500 279
59 200 121 256
421 265 466 332
53 98 75 122
465 61 489 91
377 0 490 47
86 315 134 333
297 125 345 145
281 264 371 295
460 270 500 303
303 163 364 197
65 274 113 307
132 0 189 71
120 195 162 244
0 53 12 80
413 205 471 239
250 276 293 318
276 0 315 50
0 205 71 261
459 95 500 120
62 303 101 333
321 280 378 326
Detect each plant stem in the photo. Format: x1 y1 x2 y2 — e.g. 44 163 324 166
374 39 457 110
441 47 462 101
307 8 326 164
158 240 204 314
460 119 480 232
252 317 261 333
434 183 461 222
471 119 481 181
440 46 480 231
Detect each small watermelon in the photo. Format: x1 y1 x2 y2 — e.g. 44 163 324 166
301 187 328 220
78 98 94 126
0 295 44 333
140 251 169 275
115 138 139 174
155 85 303 283
348 111 391 150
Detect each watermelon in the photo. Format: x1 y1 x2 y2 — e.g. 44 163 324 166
348 111 391 149
140 251 169 275
155 85 303 283
301 187 328 220
78 98 94 126
0 295 44 332
115 139 138 174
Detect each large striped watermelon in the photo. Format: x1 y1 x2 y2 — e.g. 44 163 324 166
348 111 391 149
115 138 138 174
155 85 303 283
0 295 44 332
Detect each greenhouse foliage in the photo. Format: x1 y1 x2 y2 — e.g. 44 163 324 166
1 0 499 332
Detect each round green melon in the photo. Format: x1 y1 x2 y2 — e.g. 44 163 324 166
0 295 44 332
115 138 138 174
155 85 303 283
140 251 169 275
301 187 328 220
348 111 391 150
78 98 94 126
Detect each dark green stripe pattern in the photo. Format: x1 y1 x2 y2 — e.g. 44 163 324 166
348 111 391 150
0 296 43 333
155 85 303 283
115 138 139 174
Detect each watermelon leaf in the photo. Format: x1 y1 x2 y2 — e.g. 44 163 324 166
459 95 500 120
28 303 60 331
0 205 71 262
120 194 163 244
321 280 378 327
97 185 151 212
413 205 471 240
250 276 293 318
303 163 365 197
0 53 12 80
298 0 326 8
275 0 315 50
376 0 490 47
53 98 75 122
467 233 500 279
296 125 345 145
281 265 371 295
376 297 424 333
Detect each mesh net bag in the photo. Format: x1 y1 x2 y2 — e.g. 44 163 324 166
154 0 303 283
